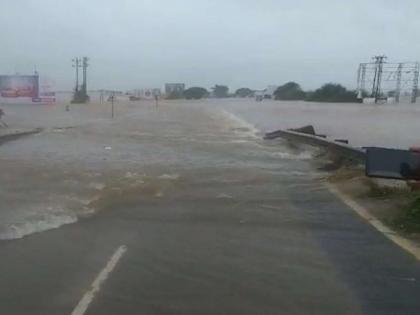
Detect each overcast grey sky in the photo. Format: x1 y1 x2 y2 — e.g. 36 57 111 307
0 0 419 91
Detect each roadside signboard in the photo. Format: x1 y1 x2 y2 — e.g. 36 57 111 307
0 75 39 99
0 74 56 104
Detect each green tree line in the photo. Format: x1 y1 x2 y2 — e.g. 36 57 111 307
273 82 358 102
170 82 359 103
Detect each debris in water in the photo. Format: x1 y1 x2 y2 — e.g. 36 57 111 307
125 171 138 178
216 193 233 199
88 182 105 190
158 174 180 180
154 191 163 197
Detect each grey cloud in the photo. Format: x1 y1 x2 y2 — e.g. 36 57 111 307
0 0 419 91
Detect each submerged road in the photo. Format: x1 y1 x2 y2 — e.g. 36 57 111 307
1 99 420 314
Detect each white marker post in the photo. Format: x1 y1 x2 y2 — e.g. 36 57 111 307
111 92 114 118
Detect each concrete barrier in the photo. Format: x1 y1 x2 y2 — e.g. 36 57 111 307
288 125 316 135
264 129 366 163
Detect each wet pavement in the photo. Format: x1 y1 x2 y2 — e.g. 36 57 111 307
1 97 420 314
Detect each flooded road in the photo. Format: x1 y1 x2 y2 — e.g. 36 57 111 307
0 97 316 239
2 97 420 239
1 97 420 314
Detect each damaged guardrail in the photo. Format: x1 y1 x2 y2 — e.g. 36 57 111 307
264 127 366 163
265 126 420 182
0 128 43 146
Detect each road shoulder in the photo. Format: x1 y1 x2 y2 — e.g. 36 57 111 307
325 168 420 261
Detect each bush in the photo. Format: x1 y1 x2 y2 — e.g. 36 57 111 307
183 87 208 99
235 88 253 97
212 85 229 98
274 82 306 100
305 83 358 102
393 195 420 233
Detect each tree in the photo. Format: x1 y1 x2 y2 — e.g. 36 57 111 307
274 82 306 100
165 91 183 99
235 88 253 97
305 83 358 102
183 87 208 99
212 85 229 98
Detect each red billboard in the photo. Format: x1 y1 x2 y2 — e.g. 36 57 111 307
0 75 39 98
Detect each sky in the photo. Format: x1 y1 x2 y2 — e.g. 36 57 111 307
0 0 419 91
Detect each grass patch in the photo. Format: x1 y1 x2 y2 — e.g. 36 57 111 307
364 180 420 233
327 167 364 182
393 195 420 233
365 180 411 198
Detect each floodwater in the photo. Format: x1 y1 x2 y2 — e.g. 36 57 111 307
0 95 315 240
0 95 419 240
219 98 420 149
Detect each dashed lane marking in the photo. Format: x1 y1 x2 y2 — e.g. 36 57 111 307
71 245 127 315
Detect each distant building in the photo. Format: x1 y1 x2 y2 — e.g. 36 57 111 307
165 83 185 96
129 88 161 100
254 90 264 102
263 85 278 99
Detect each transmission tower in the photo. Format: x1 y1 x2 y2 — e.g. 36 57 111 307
71 56 90 104
411 62 419 103
395 63 403 103
371 55 387 103
357 56 418 104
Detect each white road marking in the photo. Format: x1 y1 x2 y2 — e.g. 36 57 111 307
326 183 420 261
71 245 127 315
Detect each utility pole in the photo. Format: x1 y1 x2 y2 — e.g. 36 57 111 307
72 57 81 92
82 57 88 96
371 55 387 103
395 63 403 103
100 89 104 104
